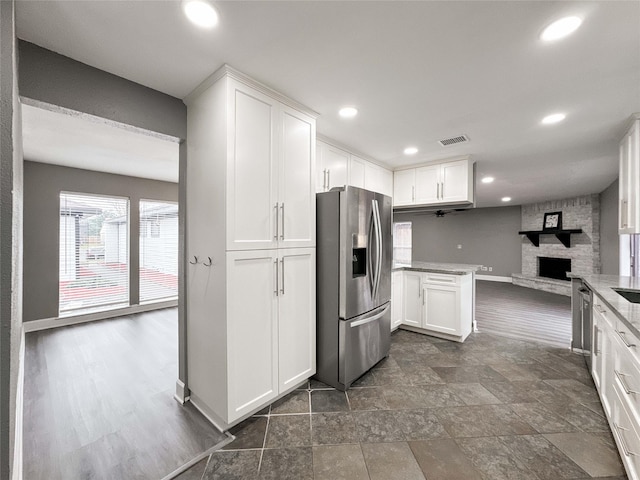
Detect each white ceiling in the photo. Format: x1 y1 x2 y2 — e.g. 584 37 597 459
15 1 640 207
21 104 179 182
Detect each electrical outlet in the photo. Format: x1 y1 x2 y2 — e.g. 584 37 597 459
488 267 493 272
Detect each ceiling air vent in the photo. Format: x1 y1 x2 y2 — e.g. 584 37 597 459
438 134 469 147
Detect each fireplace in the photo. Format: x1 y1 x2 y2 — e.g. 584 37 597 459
538 257 571 281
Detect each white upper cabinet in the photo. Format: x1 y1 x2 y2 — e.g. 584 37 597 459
316 139 393 197
225 78 315 250
317 141 348 192
279 106 316 248
393 156 474 208
349 155 366 189
619 115 640 234
393 169 415 206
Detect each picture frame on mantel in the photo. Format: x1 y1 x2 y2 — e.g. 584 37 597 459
543 211 562 231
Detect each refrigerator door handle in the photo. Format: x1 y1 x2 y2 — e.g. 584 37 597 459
372 199 382 300
368 205 375 296
350 304 390 327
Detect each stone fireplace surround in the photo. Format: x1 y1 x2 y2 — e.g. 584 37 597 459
512 195 600 296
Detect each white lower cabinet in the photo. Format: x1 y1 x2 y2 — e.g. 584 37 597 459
591 293 640 480
190 248 315 429
391 270 403 330
398 270 473 342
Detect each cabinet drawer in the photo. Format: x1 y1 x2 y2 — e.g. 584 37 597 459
423 273 461 285
615 319 640 366
613 383 640 479
613 329 640 421
593 296 615 328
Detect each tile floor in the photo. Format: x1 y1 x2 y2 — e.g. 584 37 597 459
176 329 627 480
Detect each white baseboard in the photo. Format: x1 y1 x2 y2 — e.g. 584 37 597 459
23 300 178 333
174 379 189 405
12 327 25 480
476 275 513 283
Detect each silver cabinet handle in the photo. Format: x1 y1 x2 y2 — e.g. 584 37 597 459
422 288 425 306
274 203 279 240
593 326 599 355
327 169 331 189
616 329 636 348
594 304 606 314
412 185 415 202
274 259 279 296
615 424 637 456
280 258 285 295
615 370 640 395
280 204 284 240
323 169 328 190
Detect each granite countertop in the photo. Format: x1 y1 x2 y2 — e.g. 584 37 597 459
579 274 640 339
392 261 481 275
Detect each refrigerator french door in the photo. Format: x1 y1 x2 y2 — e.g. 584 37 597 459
316 186 392 390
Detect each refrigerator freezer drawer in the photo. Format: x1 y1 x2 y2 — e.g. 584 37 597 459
338 303 391 387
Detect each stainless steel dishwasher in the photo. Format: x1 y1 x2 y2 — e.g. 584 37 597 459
571 277 592 367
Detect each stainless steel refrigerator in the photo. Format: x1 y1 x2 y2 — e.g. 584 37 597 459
315 186 392 391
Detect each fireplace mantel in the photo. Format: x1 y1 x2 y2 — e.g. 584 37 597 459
518 228 583 248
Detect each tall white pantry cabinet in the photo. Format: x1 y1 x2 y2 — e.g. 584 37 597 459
185 66 317 430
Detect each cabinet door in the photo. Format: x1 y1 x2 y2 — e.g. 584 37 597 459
227 250 279 422
227 82 279 250
365 162 383 194
440 159 471 203
415 165 440 204
391 271 403 330
394 169 416 206
278 248 316 391
402 271 422 327
620 125 639 233
280 106 316 248
423 283 460 335
592 313 603 391
318 142 349 192
380 168 393 198
349 155 366 189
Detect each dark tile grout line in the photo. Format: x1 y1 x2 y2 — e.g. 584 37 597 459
164 431 235 480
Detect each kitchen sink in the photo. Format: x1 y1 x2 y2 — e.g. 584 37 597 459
613 288 640 304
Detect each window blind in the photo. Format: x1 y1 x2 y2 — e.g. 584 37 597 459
59 192 129 314
139 200 178 303
393 221 412 265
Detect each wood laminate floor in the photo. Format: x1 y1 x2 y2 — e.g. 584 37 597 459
475 280 572 347
23 307 227 480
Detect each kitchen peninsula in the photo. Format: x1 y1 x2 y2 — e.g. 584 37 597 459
392 261 480 342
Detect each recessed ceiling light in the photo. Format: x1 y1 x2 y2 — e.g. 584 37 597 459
541 113 566 125
339 107 358 118
182 0 219 29
481 176 495 184
403 146 418 155
541 16 582 41
501 196 512 202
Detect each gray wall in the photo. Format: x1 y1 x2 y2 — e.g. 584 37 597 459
23 161 178 322
394 206 522 277
1 1 23 478
600 179 620 275
18 40 187 139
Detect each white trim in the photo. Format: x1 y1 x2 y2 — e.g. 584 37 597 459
174 379 189 405
12 327 25 480
392 154 473 172
20 97 181 143
23 300 178 332
476 275 513 283
184 64 318 118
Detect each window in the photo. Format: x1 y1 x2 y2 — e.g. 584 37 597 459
393 221 412 265
59 192 129 314
139 200 178 303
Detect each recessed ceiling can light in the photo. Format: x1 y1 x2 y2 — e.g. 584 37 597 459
541 113 566 125
541 16 582 41
403 146 418 155
501 196 512 202
481 176 495 184
182 0 219 28
339 107 358 118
